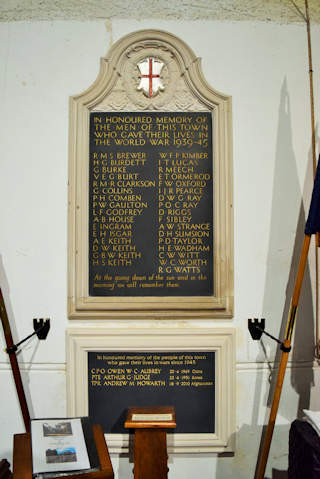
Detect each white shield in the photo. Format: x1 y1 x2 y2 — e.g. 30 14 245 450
137 58 165 98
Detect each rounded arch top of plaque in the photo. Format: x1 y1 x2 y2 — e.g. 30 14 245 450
74 29 230 112
68 29 233 319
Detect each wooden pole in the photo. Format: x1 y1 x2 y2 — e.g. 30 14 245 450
256 3 319 476
255 235 311 479
304 0 320 360
0 288 31 432
305 0 317 176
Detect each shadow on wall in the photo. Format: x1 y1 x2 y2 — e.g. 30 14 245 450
259 77 314 419
226 80 315 479
215 424 289 479
245 78 316 478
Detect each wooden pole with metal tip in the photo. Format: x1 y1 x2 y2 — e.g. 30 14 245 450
256 3 319 476
255 235 311 479
0 288 30 432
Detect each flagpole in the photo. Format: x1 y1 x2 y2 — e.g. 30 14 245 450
304 0 320 361
0 288 31 432
255 235 311 479
305 0 317 177
255 149 320 478
255 3 319 476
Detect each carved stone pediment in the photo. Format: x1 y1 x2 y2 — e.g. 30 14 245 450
91 36 209 112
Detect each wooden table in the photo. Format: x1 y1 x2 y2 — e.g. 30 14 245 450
125 406 176 479
12 424 113 479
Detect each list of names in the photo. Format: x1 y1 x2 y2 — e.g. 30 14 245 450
88 351 215 433
89 112 213 297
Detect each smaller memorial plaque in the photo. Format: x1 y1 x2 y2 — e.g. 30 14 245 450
88 351 215 434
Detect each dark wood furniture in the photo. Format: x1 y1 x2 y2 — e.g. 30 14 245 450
0 459 12 479
125 406 176 479
289 420 320 479
12 424 113 479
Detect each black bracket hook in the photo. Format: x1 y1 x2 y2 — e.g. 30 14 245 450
248 318 265 340
6 318 51 354
33 318 50 340
248 318 291 352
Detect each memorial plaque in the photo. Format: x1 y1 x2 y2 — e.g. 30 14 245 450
68 29 233 318
89 112 213 297
88 351 215 434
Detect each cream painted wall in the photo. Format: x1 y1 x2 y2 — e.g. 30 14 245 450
0 19 320 478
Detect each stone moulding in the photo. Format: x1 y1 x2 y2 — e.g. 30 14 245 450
68 29 233 319
66 327 236 453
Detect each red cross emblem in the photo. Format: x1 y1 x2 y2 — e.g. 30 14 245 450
137 58 165 98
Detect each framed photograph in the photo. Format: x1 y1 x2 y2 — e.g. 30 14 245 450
42 421 73 437
31 418 91 475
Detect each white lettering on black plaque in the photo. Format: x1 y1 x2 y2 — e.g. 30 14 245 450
89 112 213 296
88 351 215 434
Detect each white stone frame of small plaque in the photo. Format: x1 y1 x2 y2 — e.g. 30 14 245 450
68 29 233 319
66 328 235 453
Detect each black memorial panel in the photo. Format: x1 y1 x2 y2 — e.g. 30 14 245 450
88 351 215 434
89 112 213 297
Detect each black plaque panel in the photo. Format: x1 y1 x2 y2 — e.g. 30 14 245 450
89 112 213 297
88 351 215 434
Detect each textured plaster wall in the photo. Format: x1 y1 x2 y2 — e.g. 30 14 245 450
0 17 320 479
0 0 320 23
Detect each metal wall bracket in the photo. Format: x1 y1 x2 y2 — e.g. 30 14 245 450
248 318 265 340
6 318 51 354
248 318 291 352
33 318 50 340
